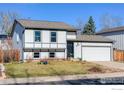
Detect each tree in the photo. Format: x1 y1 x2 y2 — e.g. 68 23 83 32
82 16 96 35
0 11 19 35
75 18 84 35
100 13 123 30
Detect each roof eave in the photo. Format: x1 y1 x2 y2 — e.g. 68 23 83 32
67 39 113 43
25 27 77 32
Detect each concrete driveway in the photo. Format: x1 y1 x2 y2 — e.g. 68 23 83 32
89 61 124 70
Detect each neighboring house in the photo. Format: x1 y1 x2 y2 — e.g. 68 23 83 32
0 34 8 49
96 27 124 51
11 19 113 61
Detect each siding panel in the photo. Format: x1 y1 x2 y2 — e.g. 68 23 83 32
100 31 124 50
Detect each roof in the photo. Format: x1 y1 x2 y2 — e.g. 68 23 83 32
16 19 76 32
96 26 124 34
68 35 113 43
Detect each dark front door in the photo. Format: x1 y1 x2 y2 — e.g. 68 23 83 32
67 41 74 58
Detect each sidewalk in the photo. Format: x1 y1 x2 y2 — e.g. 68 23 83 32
0 72 124 84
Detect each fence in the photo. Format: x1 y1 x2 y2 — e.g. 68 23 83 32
114 49 124 62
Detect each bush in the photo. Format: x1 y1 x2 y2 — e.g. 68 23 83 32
14 49 20 62
0 49 4 63
3 50 10 63
2 49 20 63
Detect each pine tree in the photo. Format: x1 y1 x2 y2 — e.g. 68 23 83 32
82 16 96 35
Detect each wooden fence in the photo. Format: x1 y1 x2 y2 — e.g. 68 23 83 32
114 50 124 62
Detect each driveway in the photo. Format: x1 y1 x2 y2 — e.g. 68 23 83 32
88 61 124 70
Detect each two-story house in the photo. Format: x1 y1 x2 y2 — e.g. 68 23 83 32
12 19 113 61
12 19 77 60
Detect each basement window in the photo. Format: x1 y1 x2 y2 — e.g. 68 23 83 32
49 52 55 58
34 52 40 58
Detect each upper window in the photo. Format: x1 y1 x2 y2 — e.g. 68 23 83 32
17 34 19 43
51 32 56 42
35 31 41 42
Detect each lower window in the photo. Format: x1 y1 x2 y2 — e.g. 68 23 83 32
49 52 55 58
34 52 40 58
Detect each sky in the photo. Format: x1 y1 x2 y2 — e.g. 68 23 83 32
0 3 124 31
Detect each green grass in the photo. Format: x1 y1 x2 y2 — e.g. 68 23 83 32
4 60 113 78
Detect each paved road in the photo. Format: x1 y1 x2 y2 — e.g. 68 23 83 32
9 77 124 85
1 72 124 85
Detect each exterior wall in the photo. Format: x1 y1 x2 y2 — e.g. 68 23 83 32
67 32 76 40
23 29 67 60
40 52 49 59
81 42 112 46
24 29 66 49
99 31 124 50
12 23 24 60
23 51 65 60
56 52 65 58
74 42 82 59
74 42 113 61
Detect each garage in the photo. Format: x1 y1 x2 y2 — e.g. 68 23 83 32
72 35 113 61
82 46 111 61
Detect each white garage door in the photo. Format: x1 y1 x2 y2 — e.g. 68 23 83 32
82 46 111 61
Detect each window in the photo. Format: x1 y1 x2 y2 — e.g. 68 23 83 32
17 34 19 43
49 52 55 58
34 52 40 58
51 32 56 42
35 31 41 42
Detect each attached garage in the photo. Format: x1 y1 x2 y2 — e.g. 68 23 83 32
82 46 111 61
70 35 113 61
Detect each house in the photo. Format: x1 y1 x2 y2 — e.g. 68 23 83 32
11 19 113 61
96 27 124 51
0 34 8 49
0 34 7 44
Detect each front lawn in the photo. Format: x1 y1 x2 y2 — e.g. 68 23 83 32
4 60 121 78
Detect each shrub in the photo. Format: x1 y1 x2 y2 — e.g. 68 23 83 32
14 49 20 61
3 49 20 63
0 49 3 63
3 50 10 63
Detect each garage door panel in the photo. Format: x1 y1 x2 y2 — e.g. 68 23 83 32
82 46 111 61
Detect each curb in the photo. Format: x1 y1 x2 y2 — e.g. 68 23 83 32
0 72 124 84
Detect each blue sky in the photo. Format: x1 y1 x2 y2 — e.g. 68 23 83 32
0 3 124 31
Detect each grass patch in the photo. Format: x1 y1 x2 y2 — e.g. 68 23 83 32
4 60 119 78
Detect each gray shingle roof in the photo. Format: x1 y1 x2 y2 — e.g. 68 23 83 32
16 19 76 32
96 26 124 34
68 35 113 43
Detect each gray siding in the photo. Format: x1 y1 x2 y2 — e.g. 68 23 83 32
99 31 124 50
12 23 25 60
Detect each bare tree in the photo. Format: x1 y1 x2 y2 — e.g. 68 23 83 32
75 18 84 35
0 11 19 35
100 13 123 30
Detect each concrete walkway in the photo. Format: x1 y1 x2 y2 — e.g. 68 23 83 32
89 61 124 70
1 72 124 84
